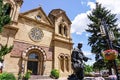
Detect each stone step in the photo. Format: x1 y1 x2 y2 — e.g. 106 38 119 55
29 75 67 80
29 75 52 80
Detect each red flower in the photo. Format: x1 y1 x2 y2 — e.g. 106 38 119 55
102 49 118 60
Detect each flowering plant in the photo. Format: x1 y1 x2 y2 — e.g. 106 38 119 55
102 49 118 60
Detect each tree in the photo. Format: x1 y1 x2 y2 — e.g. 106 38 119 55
84 64 93 73
0 44 13 61
0 0 12 61
86 3 120 74
86 3 120 55
93 59 106 71
0 0 11 33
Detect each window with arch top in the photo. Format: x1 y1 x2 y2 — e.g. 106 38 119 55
59 24 62 35
58 54 64 72
28 53 39 60
58 53 70 72
60 55 64 72
64 26 67 36
65 55 69 72
4 3 11 15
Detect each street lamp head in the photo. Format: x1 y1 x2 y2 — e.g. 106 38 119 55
109 30 115 41
100 25 106 36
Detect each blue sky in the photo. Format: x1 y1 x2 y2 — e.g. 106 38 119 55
20 0 120 65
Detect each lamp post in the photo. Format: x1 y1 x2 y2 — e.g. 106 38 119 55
100 19 119 80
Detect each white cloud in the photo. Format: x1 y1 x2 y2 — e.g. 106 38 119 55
71 0 120 65
96 0 120 29
97 0 120 14
87 2 95 9
71 0 120 35
71 12 90 35
85 59 95 65
83 51 92 56
83 51 95 65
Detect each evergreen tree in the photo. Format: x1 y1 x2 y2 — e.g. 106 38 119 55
86 3 120 58
0 44 13 61
0 0 11 33
86 3 120 75
0 0 12 61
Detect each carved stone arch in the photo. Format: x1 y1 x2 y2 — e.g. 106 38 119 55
22 45 47 61
64 54 70 72
22 45 47 75
62 23 68 37
58 21 69 37
58 53 65 58
58 24 63 35
64 54 70 59
63 25 68 36
4 2 15 19
58 53 65 72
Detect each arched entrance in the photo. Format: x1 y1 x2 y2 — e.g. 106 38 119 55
22 46 46 75
27 53 39 75
27 50 44 75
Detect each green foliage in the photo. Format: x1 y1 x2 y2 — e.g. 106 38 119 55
86 3 119 55
0 44 13 61
116 59 120 66
86 3 120 72
84 64 93 73
93 59 106 70
87 2 120 75
24 70 32 79
50 69 60 79
84 64 94 77
0 72 16 80
0 0 11 33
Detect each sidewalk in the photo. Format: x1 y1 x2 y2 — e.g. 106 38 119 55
29 75 67 80
29 77 67 80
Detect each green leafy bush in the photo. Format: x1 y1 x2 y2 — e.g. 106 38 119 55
50 69 59 79
0 72 16 80
24 70 32 79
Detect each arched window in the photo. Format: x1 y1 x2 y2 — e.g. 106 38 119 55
59 24 62 34
4 3 11 15
64 26 67 36
60 55 64 72
28 53 38 60
58 53 65 72
65 55 69 72
36 15 41 20
58 53 70 72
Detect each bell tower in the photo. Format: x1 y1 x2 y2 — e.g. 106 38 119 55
3 0 23 22
1 0 23 46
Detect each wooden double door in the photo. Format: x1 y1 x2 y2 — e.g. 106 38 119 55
27 52 44 75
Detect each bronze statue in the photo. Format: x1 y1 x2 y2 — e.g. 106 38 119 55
71 43 91 80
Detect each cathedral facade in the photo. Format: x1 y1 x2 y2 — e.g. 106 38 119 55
0 0 73 77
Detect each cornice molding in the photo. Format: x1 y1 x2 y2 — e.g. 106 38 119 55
19 14 54 29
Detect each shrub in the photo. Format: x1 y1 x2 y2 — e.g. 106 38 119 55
0 72 16 80
24 70 32 79
50 69 59 79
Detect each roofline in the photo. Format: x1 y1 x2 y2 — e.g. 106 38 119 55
19 14 54 29
49 11 72 24
21 7 53 26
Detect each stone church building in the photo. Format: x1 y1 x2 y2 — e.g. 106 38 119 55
0 0 73 77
